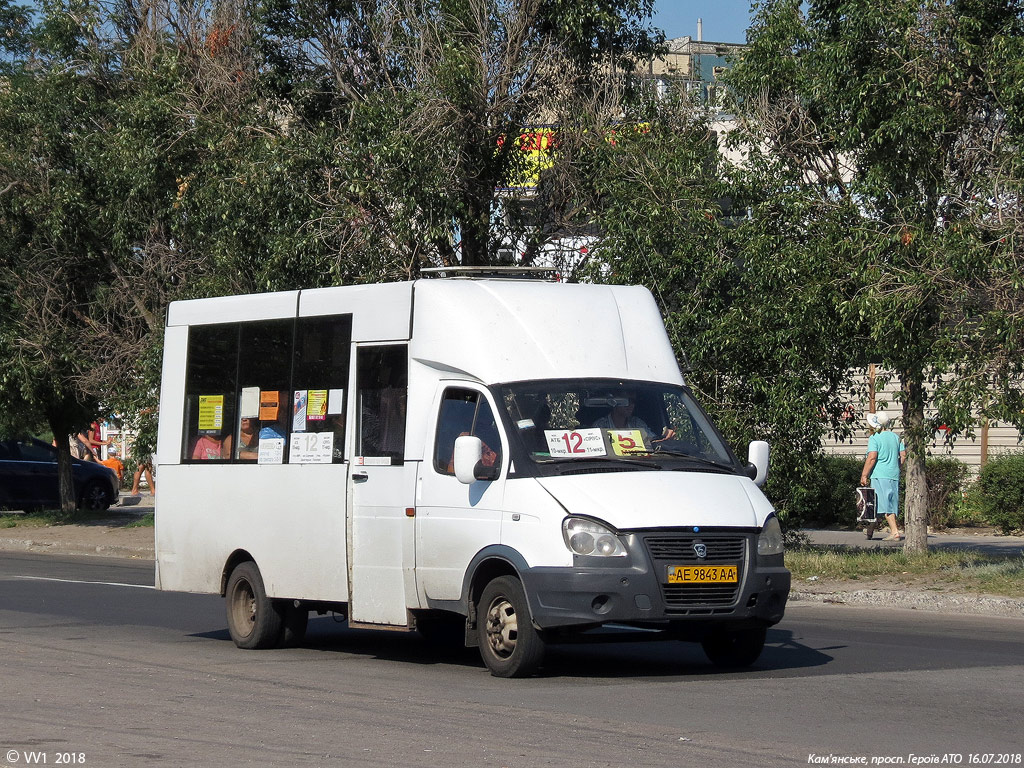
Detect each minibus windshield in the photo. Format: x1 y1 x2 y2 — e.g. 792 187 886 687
500 380 737 473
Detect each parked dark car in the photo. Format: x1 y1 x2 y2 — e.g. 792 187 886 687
0 437 119 511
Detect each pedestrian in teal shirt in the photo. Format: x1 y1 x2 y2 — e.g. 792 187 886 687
860 411 906 541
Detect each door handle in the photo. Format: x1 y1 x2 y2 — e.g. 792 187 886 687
352 472 368 482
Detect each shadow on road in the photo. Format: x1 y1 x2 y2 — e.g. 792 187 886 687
191 619 835 678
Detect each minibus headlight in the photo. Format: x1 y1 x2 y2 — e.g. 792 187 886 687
562 518 626 557
757 515 784 557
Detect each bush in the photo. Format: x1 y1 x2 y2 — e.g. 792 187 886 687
922 457 971 529
977 453 1024 534
775 453 972 530
772 454 863 528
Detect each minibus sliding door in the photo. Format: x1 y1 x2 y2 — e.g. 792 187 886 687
348 344 415 627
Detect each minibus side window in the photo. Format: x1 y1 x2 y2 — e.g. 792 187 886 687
434 389 502 475
182 324 238 462
293 316 352 463
356 345 407 464
234 319 294 463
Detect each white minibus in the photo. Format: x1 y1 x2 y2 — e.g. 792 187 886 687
155 277 790 677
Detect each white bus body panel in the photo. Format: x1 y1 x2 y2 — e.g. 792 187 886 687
410 280 683 385
167 290 299 327
155 325 188 468
300 282 412 341
348 462 418 625
155 464 347 597
536 472 772 531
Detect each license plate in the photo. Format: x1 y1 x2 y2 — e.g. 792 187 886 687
666 565 738 584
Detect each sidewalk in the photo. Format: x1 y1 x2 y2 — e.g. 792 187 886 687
792 526 1024 618
0 493 156 560
801 527 1024 557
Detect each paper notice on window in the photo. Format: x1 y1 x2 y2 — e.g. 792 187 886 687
545 428 606 457
609 429 649 456
257 437 285 465
327 388 345 415
293 390 307 432
289 431 333 464
259 390 281 421
198 395 224 430
308 390 328 421
239 387 260 419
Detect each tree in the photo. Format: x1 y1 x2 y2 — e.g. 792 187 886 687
0 0 199 509
254 0 662 268
579 87 866 514
726 0 1024 551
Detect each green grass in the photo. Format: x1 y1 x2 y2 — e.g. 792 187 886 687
786 547 1024 598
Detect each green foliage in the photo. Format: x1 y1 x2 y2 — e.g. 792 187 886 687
583 91 864 493
776 453 973 529
978 453 1024 534
715 0 1024 549
773 455 863 528
922 457 971 529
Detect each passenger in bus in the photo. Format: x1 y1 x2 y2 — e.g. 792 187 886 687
234 418 260 460
191 432 227 460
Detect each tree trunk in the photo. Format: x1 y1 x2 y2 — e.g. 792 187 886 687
51 430 78 514
901 374 928 553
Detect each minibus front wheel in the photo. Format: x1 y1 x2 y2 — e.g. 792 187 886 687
225 561 285 650
477 576 545 678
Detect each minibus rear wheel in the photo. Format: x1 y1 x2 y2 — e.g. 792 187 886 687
225 561 285 649
477 576 545 678
700 626 767 668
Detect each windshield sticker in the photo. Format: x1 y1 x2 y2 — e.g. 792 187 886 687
545 428 607 457
516 418 535 430
608 429 650 456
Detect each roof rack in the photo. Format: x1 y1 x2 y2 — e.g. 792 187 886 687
420 266 557 280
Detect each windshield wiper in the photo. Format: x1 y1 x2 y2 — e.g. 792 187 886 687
541 456 662 470
652 450 735 472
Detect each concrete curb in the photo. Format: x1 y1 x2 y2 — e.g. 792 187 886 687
0 536 154 560
790 588 1024 618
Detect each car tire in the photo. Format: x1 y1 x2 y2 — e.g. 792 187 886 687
700 626 767 668
77 480 111 512
225 561 285 649
477 576 545 678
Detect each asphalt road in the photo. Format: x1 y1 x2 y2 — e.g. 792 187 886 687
2 552 1022 768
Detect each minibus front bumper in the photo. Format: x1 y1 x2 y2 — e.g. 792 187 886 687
520 531 790 631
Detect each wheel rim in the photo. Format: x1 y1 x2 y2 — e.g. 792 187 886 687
229 578 257 639
83 485 106 510
484 595 518 659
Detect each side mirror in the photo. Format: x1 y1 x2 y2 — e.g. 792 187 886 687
745 440 770 487
453 435 499 484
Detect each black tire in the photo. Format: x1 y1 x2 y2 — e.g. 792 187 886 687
700 626 767 668
225 561 285 649
77 481 111 512
281 602 308 646
477 576 545 678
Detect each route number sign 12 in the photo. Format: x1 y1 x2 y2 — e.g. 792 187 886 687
545 428 607 457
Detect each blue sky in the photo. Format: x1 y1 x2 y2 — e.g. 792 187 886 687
652 0 754 43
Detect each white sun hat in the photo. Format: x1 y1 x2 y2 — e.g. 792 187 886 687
866 411 891 430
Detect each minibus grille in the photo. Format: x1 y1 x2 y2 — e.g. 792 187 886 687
641 534 749 612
